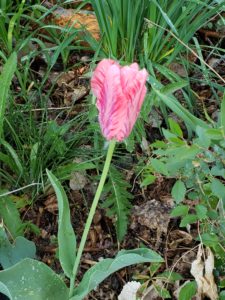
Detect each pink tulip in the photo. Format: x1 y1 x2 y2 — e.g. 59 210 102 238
91 59 148 142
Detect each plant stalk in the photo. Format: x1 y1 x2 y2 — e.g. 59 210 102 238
69 140 116 298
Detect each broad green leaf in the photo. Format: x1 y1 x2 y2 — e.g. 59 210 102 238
71 248 163 300
197 233 219 247
151 158 169 176
0 193 23 237
171 205 189 217
141 175 156 187
172 180 186 204
46 170 76 278
211 179 225 199
180 214 198 227
0 52 17 138
178 281 197 300
0 258 69 300
196 126 211 148
0 226 36 269
195 205 207 220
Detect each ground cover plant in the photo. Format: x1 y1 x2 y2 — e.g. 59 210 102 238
0 0 225 299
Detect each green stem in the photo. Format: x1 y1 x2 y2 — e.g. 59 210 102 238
69 140 116 298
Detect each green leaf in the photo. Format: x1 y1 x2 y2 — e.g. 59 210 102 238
178 281 197 300
72 248 163 300
221 91 225 134
172 180 186 204
149 262 162 277
171 205 189 217
102 165 133 241
151 158 169 176
0 258 69 300
0 193 23 238
46 170 76 278
195 205 207 220
0 52 17 138
180 214 198 227
55 161 95 181
205 128 223 140
0 226 36 269
0 139 23 176
168 118 183 138
211 179 225 199
152 87 208 131
157 271 183 283
161 81 188 96
197 233 219 247
155 285 171 299
220 290 225 300
141 175 156 187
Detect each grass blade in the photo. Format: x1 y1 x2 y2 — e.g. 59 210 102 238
0 52 17 138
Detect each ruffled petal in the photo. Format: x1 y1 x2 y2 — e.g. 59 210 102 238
98 64 128 141
121 67 148 137
91 59 148 142
120 63 139 90
91 59 118 99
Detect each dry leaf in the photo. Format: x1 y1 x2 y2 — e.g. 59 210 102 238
190 245 218 300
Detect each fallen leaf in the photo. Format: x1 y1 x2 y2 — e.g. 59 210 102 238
190 245 218 300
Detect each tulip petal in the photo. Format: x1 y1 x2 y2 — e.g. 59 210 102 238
91 59 118 99
91 59 148 142
98 64 127 141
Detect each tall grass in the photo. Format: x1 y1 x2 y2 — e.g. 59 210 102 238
90 0 148 62
0 1 97 198
143 0 222 64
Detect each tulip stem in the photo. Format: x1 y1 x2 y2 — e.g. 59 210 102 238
69 140 116 298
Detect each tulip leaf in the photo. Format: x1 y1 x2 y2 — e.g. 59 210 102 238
71 248 163 300
0 258 69 300
0 226 36 269
46 169 76 279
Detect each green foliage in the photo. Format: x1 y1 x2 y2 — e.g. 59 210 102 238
171 180 186 204
0 193 24 238
0 226 36 269
143 0 221 64
0 52 17 138
134 262 182 299
178 281 197 300
90 0 223 64
90 0 147 62
47 170 76 279
102 164 133 241
0 258 69 300
140 96 225 266
72 248 163 300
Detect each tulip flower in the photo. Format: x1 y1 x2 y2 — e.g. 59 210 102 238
69 61 148 294
91 59 148 141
